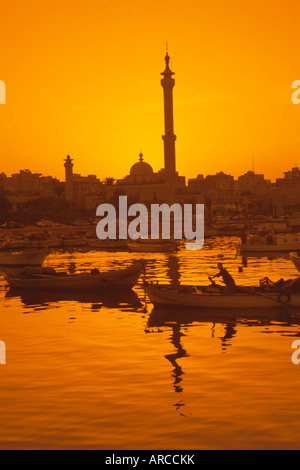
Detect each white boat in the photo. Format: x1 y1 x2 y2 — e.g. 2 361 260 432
0 249 47 267
128 239 177 253
290 252 300 272
238 234 300 253
251 222 289 234
144 282 300 309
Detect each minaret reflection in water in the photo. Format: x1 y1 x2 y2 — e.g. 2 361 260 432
146 255 242 415
165 323 189 416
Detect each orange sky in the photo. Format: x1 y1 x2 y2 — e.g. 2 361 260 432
1 0 300 182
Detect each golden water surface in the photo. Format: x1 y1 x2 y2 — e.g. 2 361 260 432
1 237 300 450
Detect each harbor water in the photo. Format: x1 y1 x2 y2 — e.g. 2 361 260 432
0 237 300 449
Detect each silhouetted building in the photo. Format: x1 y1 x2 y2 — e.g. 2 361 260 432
188 172 239 216
63 155 103 209
237 171 271 196
0 169 61 210
108 52 186 204
273 166 300 216
161 51 177 182
73 173 102 209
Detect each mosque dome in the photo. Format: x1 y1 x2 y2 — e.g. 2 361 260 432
130 153 154 176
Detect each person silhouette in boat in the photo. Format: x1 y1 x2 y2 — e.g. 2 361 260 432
209 263 236 293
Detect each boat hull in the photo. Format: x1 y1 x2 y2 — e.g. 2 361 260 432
290 252 300 273
238 243 300 253
238 235 300 253
4 263 143 291
144 284 300 309
0 250 47 267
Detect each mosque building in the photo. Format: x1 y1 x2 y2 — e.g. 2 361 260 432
107 51 186 204
63 51 186 207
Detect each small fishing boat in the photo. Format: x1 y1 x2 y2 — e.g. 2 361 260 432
290 252 300 272
237 234 300 253
144 281 300 309
3 262 143 291
128 239 177 253
0 249 47 267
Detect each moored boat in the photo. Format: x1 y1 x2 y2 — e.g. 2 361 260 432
250 222 289 234
290 252 300 272
3 262 143 291
0 249 47 267
238 234 300 253
144 281 300 309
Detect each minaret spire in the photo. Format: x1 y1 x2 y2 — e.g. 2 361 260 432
161 50 176 181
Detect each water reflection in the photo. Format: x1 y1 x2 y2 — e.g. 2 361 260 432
148 307 300 335
147 306 300 415
164 323 189 395
6 287 143 311
2 238 300 448
220 321 237 351
166 255 181 287
146 312 189 415
241 252 291 265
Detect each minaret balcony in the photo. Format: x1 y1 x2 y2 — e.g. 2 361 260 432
162 134 177 143
161 78 175 89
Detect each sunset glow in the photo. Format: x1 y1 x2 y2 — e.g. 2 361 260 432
1 0 300 181
3 2 300 452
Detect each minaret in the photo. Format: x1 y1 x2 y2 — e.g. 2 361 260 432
161 50 176 181
64 155 74 203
